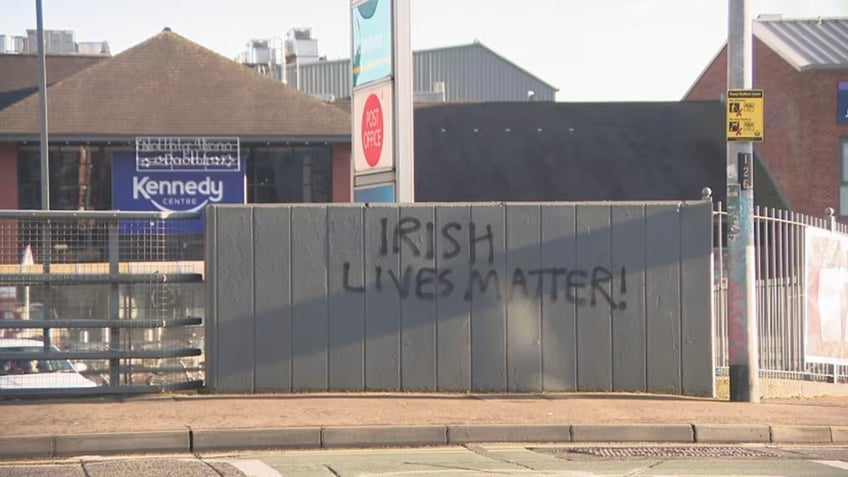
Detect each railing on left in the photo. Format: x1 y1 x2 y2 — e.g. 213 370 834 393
0 210 205 397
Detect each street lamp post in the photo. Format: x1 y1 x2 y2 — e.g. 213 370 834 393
36 0 49 210
726 0 760 403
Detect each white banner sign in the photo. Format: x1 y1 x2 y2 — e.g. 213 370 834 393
805 227 848 365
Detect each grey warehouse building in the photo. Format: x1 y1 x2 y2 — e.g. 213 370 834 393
286 41 558 102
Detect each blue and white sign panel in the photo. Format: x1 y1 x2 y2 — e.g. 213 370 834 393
351 0 392 88
839 81 848 125
112 137 245 233
354 183 395 202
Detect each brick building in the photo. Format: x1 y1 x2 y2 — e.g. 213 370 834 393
685 16 848 219
0 29 353 212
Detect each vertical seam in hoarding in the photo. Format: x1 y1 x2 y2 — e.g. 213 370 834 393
504 204 510 391
607 204 615 390
539 205 544 391
211 206 218 390
608 205 614 391
289 207 294 392
433 205 440 390
251 207 257 392
361 205 367 389
325 206 330 391
396 205 402 389
574 205 580 389
678 204 685 394
536 204 545 391
643 205 649 391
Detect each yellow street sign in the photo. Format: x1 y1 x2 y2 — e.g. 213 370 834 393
727 89 764 142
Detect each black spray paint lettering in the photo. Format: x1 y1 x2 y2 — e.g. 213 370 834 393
343 263 627 309
379 218 494 264
500 266 626 309
464 269 501 301
342 217 627 310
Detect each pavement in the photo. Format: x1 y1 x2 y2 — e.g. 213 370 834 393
0 391 847 459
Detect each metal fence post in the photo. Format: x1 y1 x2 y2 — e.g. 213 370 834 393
824 207 840 383
108 222 120 387
825 207 836 232
40 219 51 351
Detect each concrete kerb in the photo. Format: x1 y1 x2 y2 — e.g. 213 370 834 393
53 431 190 457
693 424 771 443
192 427 321 452
321 425 448 449
832 426 848 443
770 425 835 443
447 424 572 444
1 424 845 458
0 435 53 459
571 424 695 443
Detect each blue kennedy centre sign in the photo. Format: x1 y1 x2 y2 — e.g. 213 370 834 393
112 137 245 233
839 81 848 125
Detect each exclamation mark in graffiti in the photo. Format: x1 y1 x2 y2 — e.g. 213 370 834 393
618 266 627 310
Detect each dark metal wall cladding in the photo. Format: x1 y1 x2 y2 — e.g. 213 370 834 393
413 101 729 204
206 202 714 396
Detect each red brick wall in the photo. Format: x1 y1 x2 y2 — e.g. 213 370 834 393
0 142 17 209
685 38 848 218
331 143 352 202
798 71 848 218
685 45 728 101
750 39 806 214
0 142 18 264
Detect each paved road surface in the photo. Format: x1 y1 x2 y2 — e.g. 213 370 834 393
1 444 848 476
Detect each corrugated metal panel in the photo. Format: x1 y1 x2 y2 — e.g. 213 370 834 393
754 18 848 71
286 59 351 100
284 43 558 102
413 42 558 101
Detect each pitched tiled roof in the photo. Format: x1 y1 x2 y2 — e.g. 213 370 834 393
0 54 105 110
754 17 848 71
0 30 351 139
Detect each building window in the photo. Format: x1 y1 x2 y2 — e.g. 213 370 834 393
18 143 334 209
246 145 332 203
842 138 848 216
17 145 111 210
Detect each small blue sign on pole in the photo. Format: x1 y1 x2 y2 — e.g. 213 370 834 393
354 183 395 203
839 81 848 125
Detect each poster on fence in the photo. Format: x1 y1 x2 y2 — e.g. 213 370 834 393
805 227 848 365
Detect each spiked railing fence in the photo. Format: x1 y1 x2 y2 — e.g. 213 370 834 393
713 204 848 383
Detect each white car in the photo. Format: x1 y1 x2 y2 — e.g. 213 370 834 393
0 338 98 389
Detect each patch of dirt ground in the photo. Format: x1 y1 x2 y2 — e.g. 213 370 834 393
1 392 846 437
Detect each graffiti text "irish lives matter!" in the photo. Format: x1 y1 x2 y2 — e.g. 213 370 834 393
342 217 627 309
